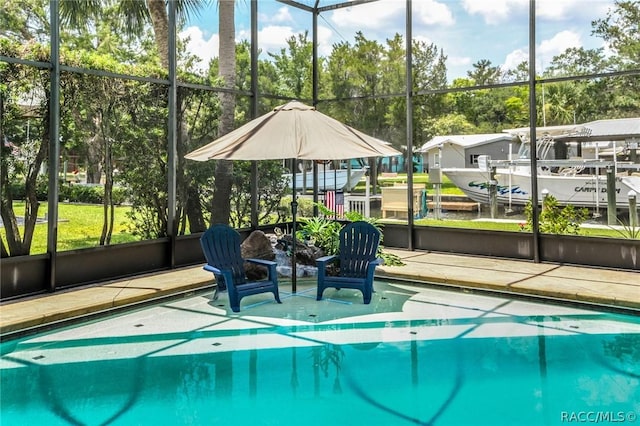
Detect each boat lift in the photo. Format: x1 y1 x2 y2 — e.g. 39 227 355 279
486 158 640 225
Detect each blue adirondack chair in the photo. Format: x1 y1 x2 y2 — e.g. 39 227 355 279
316 221 382 304
200 224 281 312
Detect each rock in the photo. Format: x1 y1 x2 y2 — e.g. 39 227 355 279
274 234 323 266
241 230 275 280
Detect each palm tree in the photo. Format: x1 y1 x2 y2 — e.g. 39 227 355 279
210 0 236 225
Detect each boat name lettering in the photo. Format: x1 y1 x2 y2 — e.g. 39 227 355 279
574 186 621 194
468 181 528 195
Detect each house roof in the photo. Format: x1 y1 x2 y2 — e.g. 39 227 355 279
418 133 515 152
503 124 586 142
562 117 640 142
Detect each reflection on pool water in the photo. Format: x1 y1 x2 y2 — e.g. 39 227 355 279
1 281 639 426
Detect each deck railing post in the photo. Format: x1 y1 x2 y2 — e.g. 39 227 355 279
606 166 617 226
629 191 638 229
489 166 498 219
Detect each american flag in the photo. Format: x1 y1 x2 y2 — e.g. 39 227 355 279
325 190 344 218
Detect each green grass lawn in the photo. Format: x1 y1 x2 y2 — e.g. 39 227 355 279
2 202 138 255
412 217 632 238
353 172 465 195
1 197 632 256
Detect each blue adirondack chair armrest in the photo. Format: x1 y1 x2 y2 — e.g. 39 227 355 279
204 260 277 281
203 264 234 291
246 258 276 267
246 258 278 278
203 264 222 274
316 255 339 267
367 257 383 275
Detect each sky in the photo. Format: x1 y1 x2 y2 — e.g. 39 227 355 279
180 0 615 82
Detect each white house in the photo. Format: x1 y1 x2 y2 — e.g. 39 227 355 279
418 133 519 170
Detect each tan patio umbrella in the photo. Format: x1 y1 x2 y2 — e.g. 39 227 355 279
185 100 401 290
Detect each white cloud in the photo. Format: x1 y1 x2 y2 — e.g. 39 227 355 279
179 26 219 74
502 48 529 71
330 0 405 30
414 0 455 26
414 35 434 46
180 23 301 73
317 25 334 57
449 56 472 67
326 0 458 29
535 0 576 20
500 30 582 71
257 25 297 53
462 0 528 25
272 6 294 24
535 0 612 21
258 6 294 25
538 30 582 64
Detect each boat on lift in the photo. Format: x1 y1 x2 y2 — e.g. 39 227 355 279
284 161 367 191
442 122 640 209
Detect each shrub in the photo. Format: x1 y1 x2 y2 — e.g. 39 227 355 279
9 179 129 205
298 202 405 266
523 195 588 235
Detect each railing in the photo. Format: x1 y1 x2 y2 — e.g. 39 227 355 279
317 192 371 218
344 194 370 217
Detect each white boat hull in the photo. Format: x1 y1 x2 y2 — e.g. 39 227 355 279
443 167 640 208
284 168 367 191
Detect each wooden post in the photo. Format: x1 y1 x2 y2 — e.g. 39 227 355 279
489 166 498 219
606 167 617 226
629 191 638 229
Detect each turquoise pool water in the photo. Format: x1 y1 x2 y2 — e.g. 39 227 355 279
1 282 639 425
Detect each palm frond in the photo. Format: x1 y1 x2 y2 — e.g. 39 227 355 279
118 0 150 36
59 0 102 30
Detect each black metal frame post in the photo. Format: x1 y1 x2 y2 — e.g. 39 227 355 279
529 0 540 263
168 0 177 267
47 0 61 292
250 0 259 228
405 0 415 251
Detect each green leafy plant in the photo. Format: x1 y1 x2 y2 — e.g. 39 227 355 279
523 195 588 235
297 215 342 255
299 202 404 266
610 219 640 239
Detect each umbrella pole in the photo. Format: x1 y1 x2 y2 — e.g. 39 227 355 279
291 158 297 293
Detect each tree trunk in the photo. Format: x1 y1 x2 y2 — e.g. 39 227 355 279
147 0 170 69
86 132 103 184
100 116 114 246
186 184 206 232
211 0 236 225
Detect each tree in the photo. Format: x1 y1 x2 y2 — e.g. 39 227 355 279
268 32 314 99
411 39 448 145
210 0 235 226
546 47 608 76
429 113 477 136
0 51 50 256
467 59 502 85
591 0 640 116
229 161 288 228
592 0 640 67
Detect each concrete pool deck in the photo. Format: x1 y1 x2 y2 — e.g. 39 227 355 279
1 248 638 337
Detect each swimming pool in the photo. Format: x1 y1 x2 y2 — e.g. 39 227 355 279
1 281 639 425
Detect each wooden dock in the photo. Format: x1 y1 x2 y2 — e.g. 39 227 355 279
427 194 480 212
428 201 479 211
